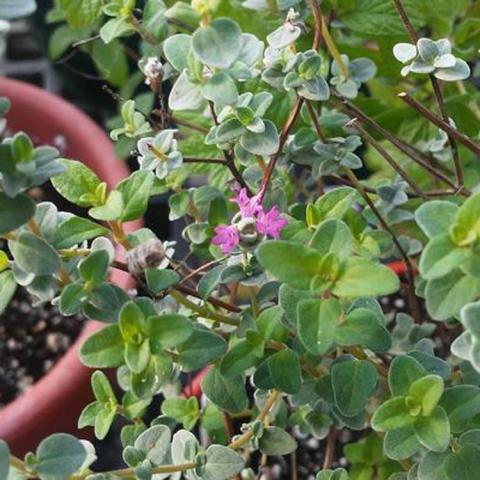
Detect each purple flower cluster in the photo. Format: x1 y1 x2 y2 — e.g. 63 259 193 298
212 188 288 254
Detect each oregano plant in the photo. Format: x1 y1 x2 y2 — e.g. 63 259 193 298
1 0 480 478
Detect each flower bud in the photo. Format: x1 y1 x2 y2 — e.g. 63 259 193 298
126 238 165 275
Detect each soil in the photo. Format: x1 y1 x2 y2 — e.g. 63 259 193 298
0 181 86 408
0 286 85 407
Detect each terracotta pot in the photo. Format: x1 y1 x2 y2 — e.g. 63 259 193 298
0 77 140 455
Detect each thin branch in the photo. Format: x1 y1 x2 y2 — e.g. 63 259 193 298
228 390 281 449
430 76 463 187
183 157 226 164
173 117 209 134
335 93 470 195
399 92 480 157
174 284 242 313
392 0 418 42
260 96 304 199
309 0 323 50
208 101 250 192
347 118 427 199
305 100 327 142
391 0 463 186
322 428 337 470
344 169 422 323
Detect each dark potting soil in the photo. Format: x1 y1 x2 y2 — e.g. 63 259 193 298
0 286 85 407
0 181 87 408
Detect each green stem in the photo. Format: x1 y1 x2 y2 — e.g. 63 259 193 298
170 290 240 327
320 17 348 79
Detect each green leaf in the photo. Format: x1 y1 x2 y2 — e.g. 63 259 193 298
201 367 249 414
117 171 154 222
94 407 116 441
336 308 391 352
51 159 102 207
268 348 302 394
59 283 86 316
59 0 102 27
384 427 421 460
316 468 349 480
371 397 414 432
415 201 458 239
409 374 444 416
310 219 352 260
332 257 400 298
0 271 17 315
0 192 35 235
36 434 87 480
192 18 242 69
425 269 480 321
163 34 192 72
297 298 340 355
91 370 115 404
148 314 193 350
89 190 124 221
414 406 450 452
450 191 480 246
54 217 108 249
162 397 200 430
143 0 168 41
177 325 227 371
91 39 129 86
202 72 238 106
125 339 151 374
12 132 33 162
339 0 424 37
256 241 323 290
419 235 470 280
331 360 377 417
220 339 262 377
10 232 61 276
198 265 224 299
80 324 125 368
145 269 180 293
203 445 244 480
0 440 9 480
441 385 480 433
240 120 280 156
258 427 298 456
135 425 171 465
388 356 427 397
79 250 109 287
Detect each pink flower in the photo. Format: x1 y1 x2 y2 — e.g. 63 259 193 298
232 188 262 218
257 206 288 239
212 225 240 254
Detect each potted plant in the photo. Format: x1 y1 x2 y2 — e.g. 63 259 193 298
1 0 480 478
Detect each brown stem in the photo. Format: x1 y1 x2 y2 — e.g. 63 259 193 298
305 100 327 142
344 169 422 323
322 428 337 470
399 92 480 158
260 97 304 199
347 118 427 199
392 0 463 186
173 117 209 134
174 284 242 313
430 77 463 187
392 0 418 42
335 93 469 195
309 0 323 50
183 157 226 164
208 101 250 192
